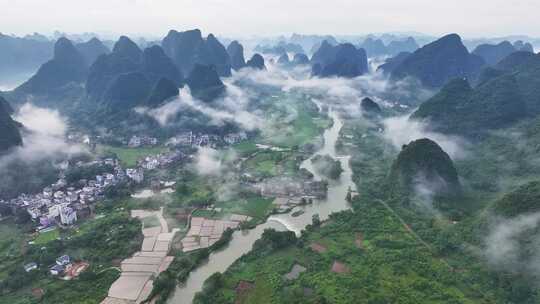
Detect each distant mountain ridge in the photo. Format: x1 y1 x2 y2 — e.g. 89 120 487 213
0 33 54 76
15 37 88 95
472 40 534 66
382 34 485 88
411 53 540 137
359 37 419 57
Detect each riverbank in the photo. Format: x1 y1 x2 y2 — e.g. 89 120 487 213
167 108 356 304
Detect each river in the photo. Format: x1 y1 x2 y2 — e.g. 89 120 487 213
168 108 356 303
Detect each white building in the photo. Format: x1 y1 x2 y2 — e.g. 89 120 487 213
126 168 144 183
60 206 77 225
48 205 61 218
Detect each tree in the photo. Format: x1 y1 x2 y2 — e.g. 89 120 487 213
312 214 321 227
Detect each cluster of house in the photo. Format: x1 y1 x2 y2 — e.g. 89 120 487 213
166 131 248 148
1 147 191 230
0 158 128 229
137 150 186 171
128 135 159 148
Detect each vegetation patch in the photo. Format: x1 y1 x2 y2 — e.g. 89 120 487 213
99 145 167 167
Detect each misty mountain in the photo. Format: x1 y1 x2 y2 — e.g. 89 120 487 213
75 37 110 66
410 75 526 137
411 52 540 137
87 36 182 108
254 41 305 55
386 34 485 87
141 45 183 86
494 51 537 72
472 41 522 66
0 33 54 77
86 37 142 102
113 36 143 63
360 97 382 115
288 33 338 55
359 38 387 57
359 37 419 57
103 72 152 109
386 37 419 55
0 96 22 152
145 78 179 107
246 54 266 70
376 51 411 74
292 53 310 65
385 138 461 201
0 95 14 114
15 37 88 95
186 64 225 102
311 42 368 78
277 53 290 65
513 40 534 52
308 36 339 55
226 41 246 71
162 29 231 77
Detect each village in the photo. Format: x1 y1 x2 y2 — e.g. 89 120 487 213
0 129 256 281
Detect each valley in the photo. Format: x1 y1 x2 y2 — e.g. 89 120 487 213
1 19 540 304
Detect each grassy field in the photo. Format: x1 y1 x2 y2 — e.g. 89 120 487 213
233 141 259 157
99 145 168 167
192 196 274 221
265 106 331 148
33 229 60 245
220 196 275 220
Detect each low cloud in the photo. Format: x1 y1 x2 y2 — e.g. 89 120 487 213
137 85 264 131
382 114 468 160
0 103 85 199
233 61 432 112
195 147 223 176
6 103 84 161
484 212 540 275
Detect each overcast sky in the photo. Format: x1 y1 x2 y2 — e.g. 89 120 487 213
1 0 539 39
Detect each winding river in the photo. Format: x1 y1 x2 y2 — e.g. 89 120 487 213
168 108 357 303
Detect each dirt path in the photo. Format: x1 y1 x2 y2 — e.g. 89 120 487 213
374 199 434 252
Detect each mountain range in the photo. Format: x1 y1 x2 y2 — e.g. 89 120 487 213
382 34 485 87
411 52 540 137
